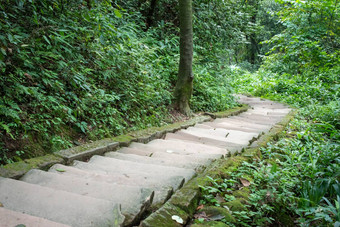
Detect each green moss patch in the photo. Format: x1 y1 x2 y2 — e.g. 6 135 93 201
141 203 189 227
191 221 230 227
212 104 249 118
224 199 247 212
0 154 64 179
200 206 236 223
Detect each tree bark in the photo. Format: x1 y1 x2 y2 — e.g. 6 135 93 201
146 0 158 29
174 0 193 116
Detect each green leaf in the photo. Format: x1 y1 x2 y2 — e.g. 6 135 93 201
114 9 122 18
55 169 66 172
43 35 51 45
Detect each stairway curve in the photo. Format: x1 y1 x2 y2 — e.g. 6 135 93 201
0 95 291 226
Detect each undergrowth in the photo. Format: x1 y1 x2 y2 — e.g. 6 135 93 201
0 0 237 164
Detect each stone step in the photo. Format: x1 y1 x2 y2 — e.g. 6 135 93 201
104 152 202 171
228 115 277 126
86 155 196 182
200 122 266 134
137 139 228 155
239 112 284 122
77 157 196 204
0 177 124 227
21 169 153 226
0 207 71 227
183 127 258 145
117 147 216 165
237 96 288 108
203 119 270 133
247 107 291 115
49 164 174 208
165 132 244 152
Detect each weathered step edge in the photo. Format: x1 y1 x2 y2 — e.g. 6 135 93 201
0 105 249 179
139 108 297 227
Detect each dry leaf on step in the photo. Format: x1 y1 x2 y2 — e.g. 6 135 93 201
240 178 251 187
196 204 204 210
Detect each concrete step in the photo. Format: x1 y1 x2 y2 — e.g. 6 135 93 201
21 169 153 226
0 177 124 227
200 122 266 134
228 115 277 126
104 152 202 171
49 164 174 208
0 207 71 227
246 107 291 116
183 127 258 145
77 157 196 204
237 95 289 109
239 112 284 122
86 155 196 182
117 147 216 165
165 131 244 152
202 119 270 133
135 139 227 155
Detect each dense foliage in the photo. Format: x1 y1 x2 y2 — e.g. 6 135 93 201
197 0 339 226
1 0 339 224
0 0 240 163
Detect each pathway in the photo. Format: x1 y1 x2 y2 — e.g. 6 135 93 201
0 95 291 227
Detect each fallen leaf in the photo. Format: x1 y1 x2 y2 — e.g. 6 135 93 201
196 204 204 210
0 202 3 207
240 178 251 187
215 194 226 203
171 215 183 224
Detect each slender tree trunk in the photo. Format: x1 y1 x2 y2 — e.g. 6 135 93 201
248 0 259 65
146 0 158 29
174 0 193 116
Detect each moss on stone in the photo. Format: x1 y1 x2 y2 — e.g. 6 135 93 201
224 199 247 212
207 157 247 178
169 187 200 215
141 203 189 227
0 162 31 179
112 135 135 143
232 188 250 200
0 154 65 179
25 154 64 170
191 221 229 227
200 206 235 223
213 105 249 118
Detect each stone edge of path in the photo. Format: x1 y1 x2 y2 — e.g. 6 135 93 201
139 108 297 227
0 105 249 179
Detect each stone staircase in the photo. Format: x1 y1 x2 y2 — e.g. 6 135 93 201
0 95 291 227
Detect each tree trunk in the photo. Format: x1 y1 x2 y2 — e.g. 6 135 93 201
146 0 158 29
247 0 259 65
174 0 193 116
